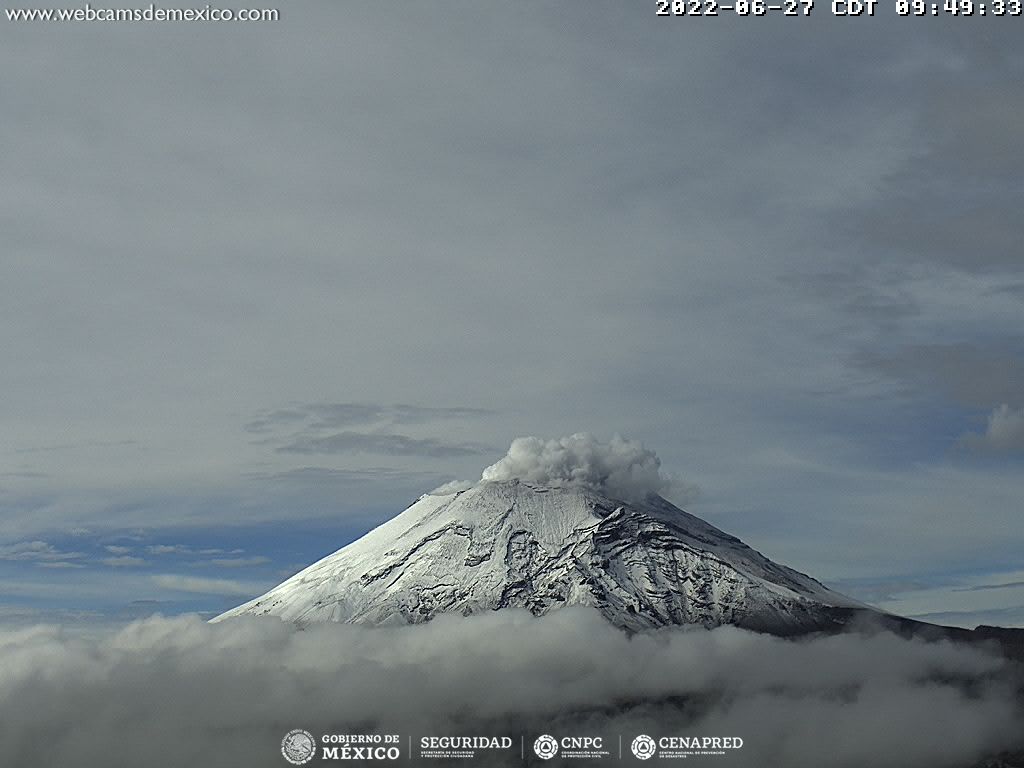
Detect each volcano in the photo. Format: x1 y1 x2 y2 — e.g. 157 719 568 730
213 476 866 634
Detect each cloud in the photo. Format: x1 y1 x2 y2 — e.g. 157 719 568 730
0 610 1020 768
207 557 270 569
859 345 1024 409
958 581 1024 594
198 548 243 556
851 568 1024 630
245 402 490 433
251 466 437 486
276 432 489 458
388 405 491 425
100 556 145 568
243 407 322 433
12 439 137 455
36 562 85 570
911 606 1024 630
481 434 672 502
0 470 48 479
961 405 1024 455
146 545 192 555
151 575 269 597
103 545 132 555
0 541 82 563
247 404 493 470
848 78 1024 273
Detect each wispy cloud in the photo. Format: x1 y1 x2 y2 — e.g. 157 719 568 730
251 466 437 485
960 404 1024 455
207 557 270 569
247 402 492 460
0 541 83 563
151 574 268 597
869 568 1024 629
37 561 85 570
13 440 137 455
859 345 1024 409
245 402 490 434
243 407 312 434
197 548 243 556
146 545 192 555
276 432 489 458
100 556 146 568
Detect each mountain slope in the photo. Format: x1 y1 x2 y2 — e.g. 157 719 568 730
213 479 864 633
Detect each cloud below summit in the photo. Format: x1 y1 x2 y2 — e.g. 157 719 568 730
0 610 1019 768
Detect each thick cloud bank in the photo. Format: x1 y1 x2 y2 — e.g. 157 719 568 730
482 434 670 501
0 610 1021 768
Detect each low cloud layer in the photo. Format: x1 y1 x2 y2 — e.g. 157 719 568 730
482 434 671 502
0 609 1020 768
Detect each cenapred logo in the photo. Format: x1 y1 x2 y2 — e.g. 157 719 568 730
631 734 657 760
533 734 559 760
281 729 316 765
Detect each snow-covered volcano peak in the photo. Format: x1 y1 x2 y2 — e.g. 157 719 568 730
214 471 864 634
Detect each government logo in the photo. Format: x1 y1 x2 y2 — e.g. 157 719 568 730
281 729 316 765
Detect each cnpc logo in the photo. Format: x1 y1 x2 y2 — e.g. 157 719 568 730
533 735 558 759
533 734 605 760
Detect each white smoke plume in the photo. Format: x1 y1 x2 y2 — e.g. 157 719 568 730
481 434 672 502
427 479 476 496
0 609 1020 767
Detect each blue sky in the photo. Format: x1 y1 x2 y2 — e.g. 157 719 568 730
1 5 1023 628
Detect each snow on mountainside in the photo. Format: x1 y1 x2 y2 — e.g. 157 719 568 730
214 435 865 633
